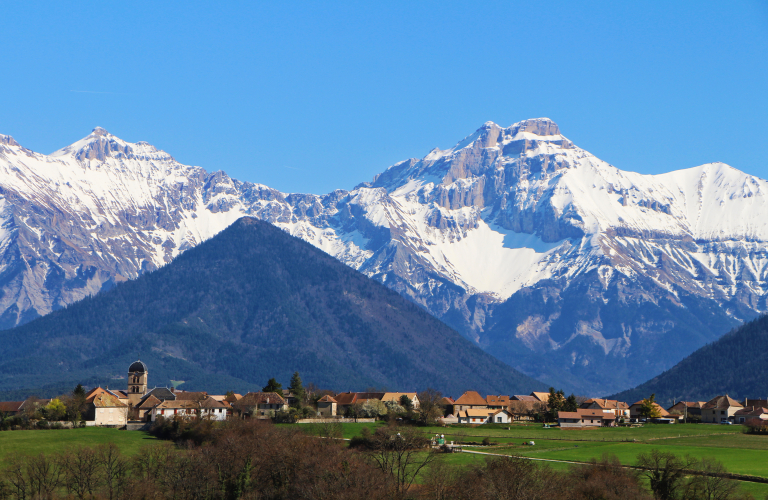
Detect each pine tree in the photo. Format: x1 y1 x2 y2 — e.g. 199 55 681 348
288 372 305 407
564 394 579 412
263 378 283 394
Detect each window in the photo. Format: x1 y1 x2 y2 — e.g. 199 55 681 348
721 411 725 415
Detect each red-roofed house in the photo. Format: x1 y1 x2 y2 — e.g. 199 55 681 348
317 395 337 417
558 409 617 428
701 395 743 424
454 391 487 413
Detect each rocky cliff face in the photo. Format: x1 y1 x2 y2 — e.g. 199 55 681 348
0 120 763 394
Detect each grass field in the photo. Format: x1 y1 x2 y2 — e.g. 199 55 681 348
294 421 768 497
0 428 159 461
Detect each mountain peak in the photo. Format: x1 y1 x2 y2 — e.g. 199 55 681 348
506 117 560 137
91 126 109 137
0 134 20 147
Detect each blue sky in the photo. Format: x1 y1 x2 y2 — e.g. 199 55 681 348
1 2 766 194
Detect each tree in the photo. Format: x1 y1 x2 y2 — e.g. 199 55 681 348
680 457 738 500
417 388 444 425
360 400 388 419
262 378 282 394
637 450 697 500
399 395 413 412
639 394 662 419
43 399 67 422
366 426 436 497
288 372 305 407
546 388 566 422
564 394 579 413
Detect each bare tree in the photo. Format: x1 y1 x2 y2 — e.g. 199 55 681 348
637 450 697 500
26 453 62 499
96 443 129 500
59 446 100 500
680 457 739 500
366 426 437 497
3 454 29 500
416 388 444 425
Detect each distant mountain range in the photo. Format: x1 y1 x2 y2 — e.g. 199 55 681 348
0 217 545 399
611 314 768 406
0 120 765 394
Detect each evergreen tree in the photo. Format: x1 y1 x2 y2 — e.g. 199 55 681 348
546 387 566 422
73 384 85 398
564 394 579 412
399 394 413 412
263 378 283 394
288 372 305 407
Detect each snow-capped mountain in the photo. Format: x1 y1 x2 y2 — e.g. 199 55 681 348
0 120 763 394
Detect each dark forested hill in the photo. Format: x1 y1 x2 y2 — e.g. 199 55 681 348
0 217 545 398
611 315 768 406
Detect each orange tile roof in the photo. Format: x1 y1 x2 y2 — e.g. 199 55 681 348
317 395 337 403
530 392 550 402
702 395 744 410
90 393 127 408
454 391 487 406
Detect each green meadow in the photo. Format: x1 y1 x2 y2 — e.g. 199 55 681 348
0 427 159 460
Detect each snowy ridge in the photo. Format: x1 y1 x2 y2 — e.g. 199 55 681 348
0 119 765 393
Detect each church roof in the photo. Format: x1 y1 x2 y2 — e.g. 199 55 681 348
129 360 148 373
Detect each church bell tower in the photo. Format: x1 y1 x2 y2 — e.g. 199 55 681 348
127 360 148 406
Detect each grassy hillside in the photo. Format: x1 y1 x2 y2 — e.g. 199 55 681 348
0 218 545 398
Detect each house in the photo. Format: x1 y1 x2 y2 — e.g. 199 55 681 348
85 391 128 427
441 397 455 417
150 397 228 421
199 397 230 420
332 392 386 415
453 391 488 413
457 408 495 424
224 393 243 404
701 395 743 423
486 395 511 409
558 409 616 428
231 392 287 418
173 391 209 401
667 401 706 420
136 395 162 421
508 399 544 421
734 407 768 424
316 395 337 417
0 402 24 415
530 392 551 404
511 395 538 402
489 409 515 424
629 401 670 420
382 392 420 409
580 399 630 419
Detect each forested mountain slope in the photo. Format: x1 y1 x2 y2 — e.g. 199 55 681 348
611 314 768 406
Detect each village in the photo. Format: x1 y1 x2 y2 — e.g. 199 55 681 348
1 360 766 431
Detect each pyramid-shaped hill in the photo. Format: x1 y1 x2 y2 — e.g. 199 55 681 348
0 217 545 397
